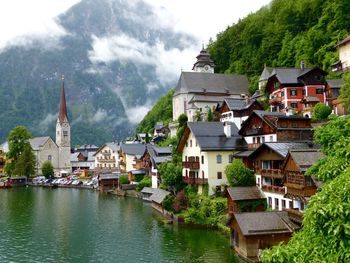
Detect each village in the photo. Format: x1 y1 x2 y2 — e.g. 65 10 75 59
0 32 349 262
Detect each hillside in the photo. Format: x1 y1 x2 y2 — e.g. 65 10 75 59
0 0 195 145
208 0 350 93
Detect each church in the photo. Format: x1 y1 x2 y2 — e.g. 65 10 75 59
28 76 72 176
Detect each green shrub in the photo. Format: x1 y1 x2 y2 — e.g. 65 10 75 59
134 174 144 182
119 175 129 184
225 159 255 187
312 103 332 120
136 176 151 191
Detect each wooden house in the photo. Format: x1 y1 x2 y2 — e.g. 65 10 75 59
331 34 350 72
239 110 313 150
225 186 266 215
98 173 119 191
9 176 28 187
230 211 298 262
265 65 327 116
326 79 348 116
141 187 170 214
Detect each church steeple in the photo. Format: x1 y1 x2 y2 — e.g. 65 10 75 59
192 45 215 73
58 75 68 124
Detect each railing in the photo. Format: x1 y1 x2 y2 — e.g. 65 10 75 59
269 97 282 105
245 128 263 136
261 184 286 194
182 161 200 170
183 177 208 185
261 169 284 179
285 184 317 197
248 143 261 150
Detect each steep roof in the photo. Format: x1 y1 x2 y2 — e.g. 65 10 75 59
58 77 69 124
180 122 247 151
234 211 298 236
286 149 325 172
192 48 216 70
120 143 146 156
175 72 249 96
226 187 265 201
337 34 350 46
259 66 273 81
224 98 262 111
327 79 343 88
94 142 119 156
150 188 170 204
189 95 228 103
29 137 54 150
270 68 313 84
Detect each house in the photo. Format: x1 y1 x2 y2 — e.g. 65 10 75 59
70 151 95 175
74 144 99 154
327 79 348 116
265 64 328 116
141 187 171 214
94 142 119 173
98 173 119 191
0 144 6 175
331 34 350 72
283 149 325 224
119 143 146 174
177 122 247 195
171 47 249 129
140 145 172 188
9 176 28 187
239 110 313 150
225 186 266 215
230 211 298 262
219 97 264 129
153 122 170 137
250 142 318 211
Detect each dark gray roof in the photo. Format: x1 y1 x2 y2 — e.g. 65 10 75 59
188 122 247 151
259 66 273 81
227 187 265 201
224 98 258 111
141 187 156 194
175 72 249 96
327 79 343 88
254 110 286 118
149 188 170 204
99 174 119 180
234 150 255 157
29 137 53 150
234 211 298 236
337 34 350 46
189 95 228 103
288 149 325 172
252 142 318 158
192 48 216 70
270 68 313 84
121 143 146 156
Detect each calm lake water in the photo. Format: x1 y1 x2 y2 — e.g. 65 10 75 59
0 187 238 263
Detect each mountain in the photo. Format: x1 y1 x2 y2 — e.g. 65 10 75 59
0 0 196 146
208 0 350 93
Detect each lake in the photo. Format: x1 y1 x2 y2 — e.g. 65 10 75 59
0 187 238 263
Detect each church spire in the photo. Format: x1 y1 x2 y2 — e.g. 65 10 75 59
58 75 68 124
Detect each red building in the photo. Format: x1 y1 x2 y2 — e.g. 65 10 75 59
264 64 328 116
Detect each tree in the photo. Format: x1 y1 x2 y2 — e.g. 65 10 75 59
158 154 183 194
261 115 350 262
5 126 32 176
312 102 332 120
207 107 213 121
13 143 36 177
340 71 350 112
225 159 255 187
42 161 54 178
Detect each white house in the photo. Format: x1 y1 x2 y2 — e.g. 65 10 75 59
94 142 119 173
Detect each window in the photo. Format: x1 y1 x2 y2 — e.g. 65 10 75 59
257 137 261 144
216 155 222 164
274 82 279 90
302 90 305 95
272 106 277 112
316 88 323 94
275 198 279 210
289 201 293 209
262 137 265 143
290 90 297 96
281 91 284 97
63 131 68 136
268 197 272 208
201 156 204 164
217 172 222 179
279 104 285 110
186 142 188 147
190 140 192 147
262 161 270 169
253 137 256 144
48 155 52 161
202 171 205 178
282 199 286 209
270 136 273 142
291 102 298 108
229 154 234 163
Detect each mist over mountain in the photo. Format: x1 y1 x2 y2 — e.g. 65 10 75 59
0 0 196 145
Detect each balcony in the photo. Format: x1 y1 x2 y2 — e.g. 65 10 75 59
183 176 208 185
245 128 263 136
269 97 282 105
261 169 284 179
284 208 303 225
247 143 261 150
261 184 286 194
285 183 317 197
182 161 200 170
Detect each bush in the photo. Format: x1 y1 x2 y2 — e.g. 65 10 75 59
119 175 129 184
312 103 332 120
172 190 188 213
225 159 255 187
163 195 175 212
136 176 151 191
42 161 54 178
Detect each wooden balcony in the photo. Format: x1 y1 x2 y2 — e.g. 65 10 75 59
285 183 317 197
247 143 262 150
269 97 282 105
284 208 303 225
261 184 286 194
245 128 263 136
182 161 200 170
183 176 208 185
261 169 284 179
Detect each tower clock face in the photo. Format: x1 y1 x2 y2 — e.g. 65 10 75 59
204 65 210 71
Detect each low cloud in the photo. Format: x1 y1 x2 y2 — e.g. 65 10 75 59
88 34 197 86
90 109 108 123
127 104 153 125
38 113 57 132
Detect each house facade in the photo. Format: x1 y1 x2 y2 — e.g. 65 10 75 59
94 142 119 173
119 143 146 173
332 35 350 72
177 122 247 195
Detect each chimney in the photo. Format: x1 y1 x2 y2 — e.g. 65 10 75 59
224 122 231 138
300 60 305 70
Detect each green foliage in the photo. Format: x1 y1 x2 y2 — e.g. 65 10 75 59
207 108 213 121
312 103 332 120
13 143 36 177
237 199 267 212
119 175 129 184
137 89 175 133
225 159 255 187
136 176 151 191
340 71 350 111
262 115 350 262
178 114 188 127
134 174 144 183
42 161 54 178
159 154 183 193
208 0 350 79
162 195 175 212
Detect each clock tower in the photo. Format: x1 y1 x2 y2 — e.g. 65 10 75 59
56 75 71 173
192 45 215 73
